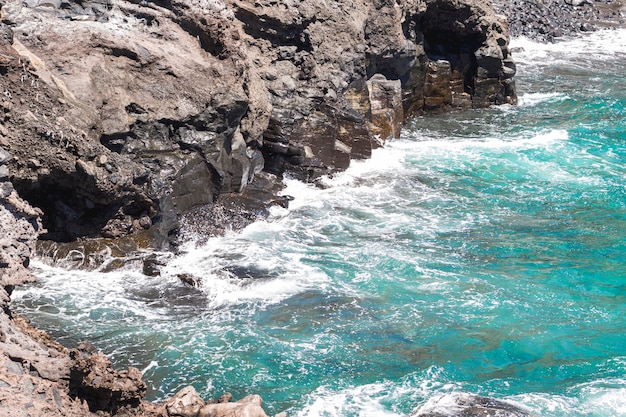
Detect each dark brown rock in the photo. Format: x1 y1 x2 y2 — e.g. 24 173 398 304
69 342 147 413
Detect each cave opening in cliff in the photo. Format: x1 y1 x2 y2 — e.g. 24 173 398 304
409 4 487 96
12 177 118 242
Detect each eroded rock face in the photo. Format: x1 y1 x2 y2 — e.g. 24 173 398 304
0 147 41 307
0 0 516 245
0 0 271 245
69 342 147 414
235 0 517 180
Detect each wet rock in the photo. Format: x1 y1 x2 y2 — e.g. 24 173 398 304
143 254 165 277
411 393 532 417
178 274 202 288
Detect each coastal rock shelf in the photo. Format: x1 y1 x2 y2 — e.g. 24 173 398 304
0 0 515 247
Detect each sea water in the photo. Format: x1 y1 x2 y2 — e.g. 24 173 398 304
12 30 626 416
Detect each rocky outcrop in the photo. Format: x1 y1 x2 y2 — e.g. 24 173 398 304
0 0 515 247
69 342 147 413
235 0 517 180
164 387 276 417
411 393 533 417
0 147 41 308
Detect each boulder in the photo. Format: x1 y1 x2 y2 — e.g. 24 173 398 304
198 394 269 417
165 385 206 417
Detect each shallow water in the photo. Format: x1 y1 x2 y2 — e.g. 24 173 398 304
13 30 626 416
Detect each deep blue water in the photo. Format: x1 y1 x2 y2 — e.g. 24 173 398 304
13 31 626 416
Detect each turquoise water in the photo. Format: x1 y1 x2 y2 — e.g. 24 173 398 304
13 31 626 416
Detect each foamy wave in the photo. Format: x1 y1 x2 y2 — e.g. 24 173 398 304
295 383 403 417
162 229 331 309
402 129 568 152
13 260 171 322
512 379 626 417
518 92 571 107
511 29 626 66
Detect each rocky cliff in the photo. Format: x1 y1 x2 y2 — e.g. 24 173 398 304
0 0 516 248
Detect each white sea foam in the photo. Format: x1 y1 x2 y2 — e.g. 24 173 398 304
402 128 568 153
161 223 332 309
296 383 404 417
512 28 626 62
517 92 571 107
11 260 174 336
511 379 626 417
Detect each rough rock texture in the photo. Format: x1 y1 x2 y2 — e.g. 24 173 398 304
164 385 206 417
197 394 266 417
0 148 41 306
69 342 147 413
235 0 517 180
492 0 626 41
1 0 516 248
411 393 533 417
0 312 168 416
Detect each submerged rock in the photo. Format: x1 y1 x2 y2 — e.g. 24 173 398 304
411 393 532 417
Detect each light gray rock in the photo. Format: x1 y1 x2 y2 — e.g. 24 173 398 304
165 385 205 417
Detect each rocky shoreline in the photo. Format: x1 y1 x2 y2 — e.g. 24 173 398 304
493 0 625 41
1 0 625 416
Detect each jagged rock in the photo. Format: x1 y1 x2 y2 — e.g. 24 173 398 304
424 61 453 110
411 393 532 417
165 385 206 417
69 341 147 413
0 149 42 307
